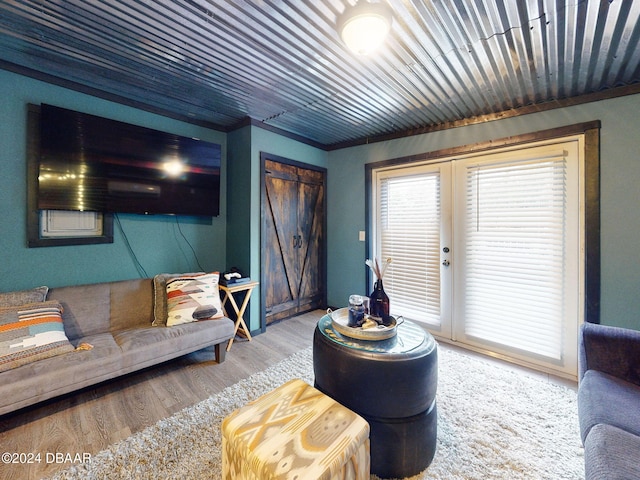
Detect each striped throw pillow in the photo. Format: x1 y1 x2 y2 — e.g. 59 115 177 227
0 301 74 373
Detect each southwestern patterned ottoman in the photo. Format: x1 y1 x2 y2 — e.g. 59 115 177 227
221 378 370 479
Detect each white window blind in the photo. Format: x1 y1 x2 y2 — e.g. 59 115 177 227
461 155 568 360
379 172 441 325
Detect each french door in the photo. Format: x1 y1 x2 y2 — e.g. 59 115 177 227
371 136 584 377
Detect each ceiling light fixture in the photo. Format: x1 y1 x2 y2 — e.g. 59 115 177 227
338 1 393 56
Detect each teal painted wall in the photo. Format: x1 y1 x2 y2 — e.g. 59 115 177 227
0 69 326 335
226 125 253 276
5 66 637 333
327 94 640 330
225 126 328 332
0 69 227 292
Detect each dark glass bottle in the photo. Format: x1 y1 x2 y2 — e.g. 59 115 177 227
369 279 391 326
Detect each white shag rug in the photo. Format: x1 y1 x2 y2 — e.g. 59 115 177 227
47 346 584 480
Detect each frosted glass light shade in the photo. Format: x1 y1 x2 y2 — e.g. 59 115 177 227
338 2 392 55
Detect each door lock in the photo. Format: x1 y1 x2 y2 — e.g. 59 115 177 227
442 259 450 267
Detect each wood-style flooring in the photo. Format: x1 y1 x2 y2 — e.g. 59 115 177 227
0 310 322 480
0 309 577 480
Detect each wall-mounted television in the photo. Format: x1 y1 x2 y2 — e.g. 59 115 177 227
37 104 222 217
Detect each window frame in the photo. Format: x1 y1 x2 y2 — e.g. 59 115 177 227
365 121 601 324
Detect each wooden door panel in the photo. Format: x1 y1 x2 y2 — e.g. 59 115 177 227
298 179 324 304
265 171 299 308
264 194 293 310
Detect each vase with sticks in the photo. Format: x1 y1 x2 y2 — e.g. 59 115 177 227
366 257 392 326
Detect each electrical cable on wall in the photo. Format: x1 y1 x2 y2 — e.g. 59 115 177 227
175 216 205 272
115 214 148 278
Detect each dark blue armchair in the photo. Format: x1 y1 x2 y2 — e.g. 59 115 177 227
578 322 640 479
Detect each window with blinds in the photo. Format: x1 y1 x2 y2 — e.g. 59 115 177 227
459 156 568 360
378 171 442 326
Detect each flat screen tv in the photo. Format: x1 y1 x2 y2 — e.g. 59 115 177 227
37 104 222 217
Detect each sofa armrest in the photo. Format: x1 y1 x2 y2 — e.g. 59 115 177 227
579 322 640 386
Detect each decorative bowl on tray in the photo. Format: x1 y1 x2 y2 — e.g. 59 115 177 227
327 307 403 341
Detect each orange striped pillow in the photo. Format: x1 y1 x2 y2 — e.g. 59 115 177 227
0 301 74 372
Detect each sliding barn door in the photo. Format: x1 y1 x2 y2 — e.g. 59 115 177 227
263 158 326 324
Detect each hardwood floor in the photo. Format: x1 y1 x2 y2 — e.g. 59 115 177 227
0 310 322 480
0 309 577 480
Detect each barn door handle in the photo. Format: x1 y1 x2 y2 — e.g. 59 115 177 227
293 235 302 248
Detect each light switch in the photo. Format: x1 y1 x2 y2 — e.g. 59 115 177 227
359 230 366 242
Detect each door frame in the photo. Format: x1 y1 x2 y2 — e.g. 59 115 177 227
259 152 328 332
365 121 601 326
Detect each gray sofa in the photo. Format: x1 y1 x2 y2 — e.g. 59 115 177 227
0 277 235 416
578 322 640 479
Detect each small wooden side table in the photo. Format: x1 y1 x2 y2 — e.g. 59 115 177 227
219 280 259 351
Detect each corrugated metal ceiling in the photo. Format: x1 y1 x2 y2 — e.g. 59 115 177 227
1 0 640 148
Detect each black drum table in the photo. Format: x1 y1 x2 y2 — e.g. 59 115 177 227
313 312 438 479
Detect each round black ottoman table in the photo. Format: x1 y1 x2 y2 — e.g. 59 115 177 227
313 312 438 479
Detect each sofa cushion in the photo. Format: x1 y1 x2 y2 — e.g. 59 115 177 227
579 322 640 386
0 332 122 415
114 318 234 369
578 369 640 442
109 278 154 332
166 273 223 326
152 272 203 326
584 423 640 480
0 286 48 307
0 301 74 373
48 282 111 341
